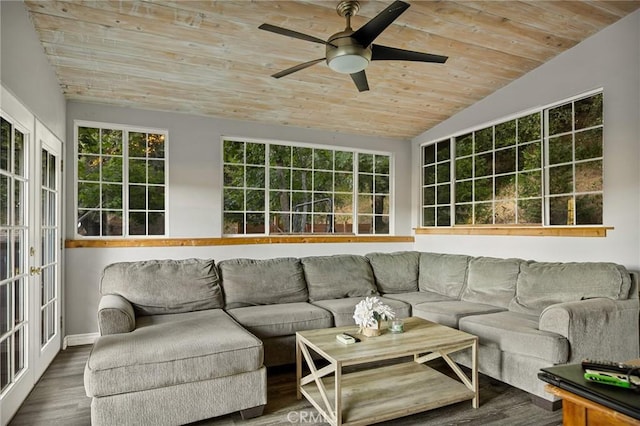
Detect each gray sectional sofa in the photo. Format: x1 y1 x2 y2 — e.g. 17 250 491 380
84 252 639 424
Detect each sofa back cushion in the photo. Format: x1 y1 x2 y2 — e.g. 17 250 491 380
419 252 470 298
101 258 222 315
509 261 632 315
461 257 522 308
218 257 308 309
302 255 378 302
366 251 420 294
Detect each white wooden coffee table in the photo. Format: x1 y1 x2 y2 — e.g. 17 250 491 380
296 316 478 426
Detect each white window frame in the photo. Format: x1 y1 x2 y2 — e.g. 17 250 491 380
221 136 394 236
420 88 604 228
74 120 169 238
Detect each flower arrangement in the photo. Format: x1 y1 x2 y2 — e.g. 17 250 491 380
353 296 395 333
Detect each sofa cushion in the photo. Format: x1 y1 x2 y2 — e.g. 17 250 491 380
100 258 222 315
84 309 263 397
509 261 632 315
418 252 470 298
413 301 506 329
312 297 411 327
218 257 308 309
366 251 419 293
301 255 378 302
461 257 522 308
227 302 333 338
382 291 456 307
459 311 569 363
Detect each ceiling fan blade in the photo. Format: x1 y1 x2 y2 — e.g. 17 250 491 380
372 44 448 63
272 58 325 79
350 70 369 92
351 0 410 47
259 23 329 46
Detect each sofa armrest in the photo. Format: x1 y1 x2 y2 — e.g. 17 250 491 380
539 297 639 363
98 294 135 335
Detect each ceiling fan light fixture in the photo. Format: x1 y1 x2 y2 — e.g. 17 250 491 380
328 54 369 74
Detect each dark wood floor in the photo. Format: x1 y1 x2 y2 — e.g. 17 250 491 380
9 345 562 425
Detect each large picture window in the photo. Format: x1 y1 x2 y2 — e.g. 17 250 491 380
75 122 167 237
223 139 392 235
421 91 603 227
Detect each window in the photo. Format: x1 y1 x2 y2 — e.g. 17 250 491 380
547 93 603 225
223 139 392 235
75 122 167 237
421 139 451 226
420 91 603 227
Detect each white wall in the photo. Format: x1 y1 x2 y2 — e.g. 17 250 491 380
411 10 640 271
65 102 414 335
0 1 66 140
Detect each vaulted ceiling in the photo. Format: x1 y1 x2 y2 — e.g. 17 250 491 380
24 1 640 140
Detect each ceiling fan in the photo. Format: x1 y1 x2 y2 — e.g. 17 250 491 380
259 0 448 92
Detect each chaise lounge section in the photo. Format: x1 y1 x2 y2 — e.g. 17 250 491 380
84 259 267 426
85 252 639 424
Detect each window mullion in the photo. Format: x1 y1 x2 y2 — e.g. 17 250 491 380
542 109 549 226
353 153 358 235
265 143 270 236
123 129 129 237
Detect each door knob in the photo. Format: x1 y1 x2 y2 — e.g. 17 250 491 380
30 266 42 275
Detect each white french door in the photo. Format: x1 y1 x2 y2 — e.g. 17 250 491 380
33 121 63 380
0 89 63 424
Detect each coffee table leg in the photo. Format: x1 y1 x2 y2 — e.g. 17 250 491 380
472 338 479 408
296 334 302 400
335 362 342 426
416 340 479 409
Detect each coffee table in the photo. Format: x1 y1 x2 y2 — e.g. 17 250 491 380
296 316 478 426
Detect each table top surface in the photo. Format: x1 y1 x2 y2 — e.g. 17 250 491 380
297 317 477 365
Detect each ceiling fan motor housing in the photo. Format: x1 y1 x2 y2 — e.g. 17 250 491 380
326 30 372 74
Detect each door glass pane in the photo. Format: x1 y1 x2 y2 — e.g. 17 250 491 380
41 149 48 186
0 283 10 334
0 120 9 172
0 229 8 281
1 337 10 392
48 153 56 190
48 303 56 341
14 230 23 275
15 180 24 226
0 175 8 225
14 130 24 177
48 191 56 227
41 306 46 345
0 118 10 170
47 267 55 303
14 327 24 376
14 278 23 324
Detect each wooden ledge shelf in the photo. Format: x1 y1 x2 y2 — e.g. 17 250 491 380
65 235 415 249
414 226 613 237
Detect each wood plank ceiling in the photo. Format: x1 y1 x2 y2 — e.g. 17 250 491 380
23 1 640 140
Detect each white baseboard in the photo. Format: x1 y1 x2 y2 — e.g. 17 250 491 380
64 332 99 349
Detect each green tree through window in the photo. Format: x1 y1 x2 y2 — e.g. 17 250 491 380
76 123 167 237
223 139 391 235
421 91 603 227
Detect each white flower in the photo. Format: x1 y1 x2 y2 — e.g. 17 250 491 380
353 296 395 330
